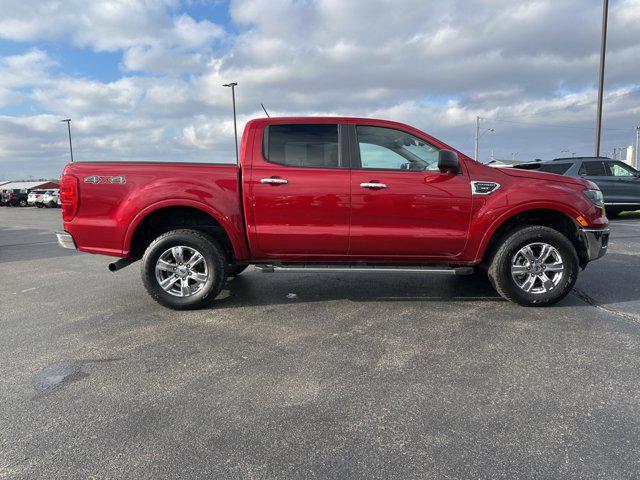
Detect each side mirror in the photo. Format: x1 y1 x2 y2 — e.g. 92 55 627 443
438 150 459 173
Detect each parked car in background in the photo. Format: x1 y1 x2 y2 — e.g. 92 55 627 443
34 190 57 208
28 189 47 206
1 190 28 207
42 189 60 208
514 157 640 217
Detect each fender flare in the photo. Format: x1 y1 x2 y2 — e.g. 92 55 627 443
473 201 582 262
122 198 247 259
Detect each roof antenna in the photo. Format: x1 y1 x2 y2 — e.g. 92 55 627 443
261 103 271 118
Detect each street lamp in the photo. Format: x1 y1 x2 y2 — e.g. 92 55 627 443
61 119 74 163
635 125 640 169
223 82 239 165
474 116 495 162
594 0 609 157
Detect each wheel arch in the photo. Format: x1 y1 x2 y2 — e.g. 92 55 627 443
477 206 588 268
123 199 247 262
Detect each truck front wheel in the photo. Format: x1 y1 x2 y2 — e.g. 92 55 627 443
141 229 228 310
488 225 579 307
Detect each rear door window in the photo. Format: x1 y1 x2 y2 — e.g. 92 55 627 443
579 161 607 177
609 162 637 177
538 163 571 175
265 124 341 168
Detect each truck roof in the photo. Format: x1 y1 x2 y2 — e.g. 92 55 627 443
249 116 406 124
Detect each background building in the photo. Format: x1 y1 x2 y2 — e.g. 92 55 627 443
0 180 59 193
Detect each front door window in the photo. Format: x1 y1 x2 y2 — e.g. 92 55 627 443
356 126 440 171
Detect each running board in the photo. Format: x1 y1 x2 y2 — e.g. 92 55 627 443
255 264 474 276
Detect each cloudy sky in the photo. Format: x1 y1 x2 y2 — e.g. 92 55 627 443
0 0 639 179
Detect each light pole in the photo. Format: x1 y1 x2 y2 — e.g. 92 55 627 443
223 82 239 165
474 116 495 162
474 116 480 161
635 125 640 169
594 0 609 157
61 119 74 163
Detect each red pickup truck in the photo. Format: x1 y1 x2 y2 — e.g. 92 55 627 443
57 117 609 309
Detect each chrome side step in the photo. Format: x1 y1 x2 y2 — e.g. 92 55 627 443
255 264 474 276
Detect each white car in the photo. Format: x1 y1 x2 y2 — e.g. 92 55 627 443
41 189 60 208
27 189 47 206
35 189 56 208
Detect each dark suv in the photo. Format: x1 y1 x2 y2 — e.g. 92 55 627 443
1 189 29 207
515 157 640 217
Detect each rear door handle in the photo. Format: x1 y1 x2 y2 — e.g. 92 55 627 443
261 178 288 185
360 182 387 189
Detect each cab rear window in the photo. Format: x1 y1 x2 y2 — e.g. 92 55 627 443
264 124 341 168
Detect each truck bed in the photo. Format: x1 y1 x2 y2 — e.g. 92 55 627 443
62 162 245 257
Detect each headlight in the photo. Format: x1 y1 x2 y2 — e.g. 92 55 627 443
583 189 604 207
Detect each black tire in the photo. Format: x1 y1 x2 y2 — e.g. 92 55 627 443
227 264 248 277
36 203 43 208
487 225 579 307
19 199 27 207
141 229 228 310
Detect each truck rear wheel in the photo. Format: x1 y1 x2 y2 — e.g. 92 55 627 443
488 225 578 307
141 229 228 310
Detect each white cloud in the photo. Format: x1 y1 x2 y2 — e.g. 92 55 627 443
0 0 639 177
0 0 225 73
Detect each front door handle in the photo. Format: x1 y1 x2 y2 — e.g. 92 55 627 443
261 178 288 185
360 182 387 189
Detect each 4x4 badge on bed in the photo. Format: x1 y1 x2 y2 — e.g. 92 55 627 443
84 175 126 185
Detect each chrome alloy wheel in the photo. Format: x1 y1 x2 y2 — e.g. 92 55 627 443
155 246 208 297
511 242 564 294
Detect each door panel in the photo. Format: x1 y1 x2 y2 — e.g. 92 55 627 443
578 160 618 202
349 171 472 256
348 125 472 257
607 161 640 204
250 123 350 255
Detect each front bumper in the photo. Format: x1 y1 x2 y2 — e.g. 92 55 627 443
55 231 77 250
579 227 609 262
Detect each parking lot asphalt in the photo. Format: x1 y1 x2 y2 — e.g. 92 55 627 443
1 207 640 479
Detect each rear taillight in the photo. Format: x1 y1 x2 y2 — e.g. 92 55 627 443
60 174 79 221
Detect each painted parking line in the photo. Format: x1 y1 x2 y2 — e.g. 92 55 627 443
611 221 640 227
